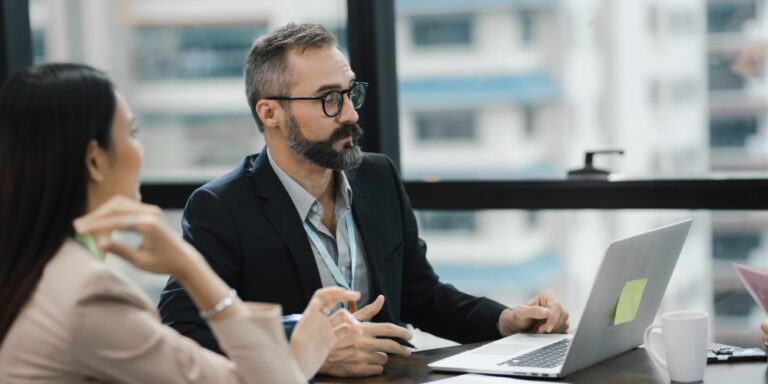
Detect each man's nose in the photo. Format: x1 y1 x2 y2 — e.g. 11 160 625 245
336 93 359 124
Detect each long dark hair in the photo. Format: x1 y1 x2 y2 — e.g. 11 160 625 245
0 63 116 343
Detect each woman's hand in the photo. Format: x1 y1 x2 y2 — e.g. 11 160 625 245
290 287 363 380
761 321 768 355
73 195 202 279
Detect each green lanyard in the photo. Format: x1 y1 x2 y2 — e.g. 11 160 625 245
74 233 103 260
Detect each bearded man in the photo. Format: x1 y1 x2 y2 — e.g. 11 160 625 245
158 23 569 378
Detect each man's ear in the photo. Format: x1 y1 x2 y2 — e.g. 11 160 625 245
256 99 284 131
85 139 108 183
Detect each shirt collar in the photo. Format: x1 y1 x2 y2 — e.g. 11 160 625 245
267 148 353 221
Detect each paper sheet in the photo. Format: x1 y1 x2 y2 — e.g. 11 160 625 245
613 278 648 325
427 373 573 383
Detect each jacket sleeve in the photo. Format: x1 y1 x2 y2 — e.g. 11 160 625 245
385 156 508 343
71 268 305 384
157 187 242 355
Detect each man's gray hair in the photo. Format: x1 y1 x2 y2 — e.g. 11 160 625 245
244 23 338 132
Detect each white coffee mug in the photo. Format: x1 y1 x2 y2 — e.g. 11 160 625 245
643 311 709 383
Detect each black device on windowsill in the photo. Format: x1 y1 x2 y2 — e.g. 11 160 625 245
707 343 767 363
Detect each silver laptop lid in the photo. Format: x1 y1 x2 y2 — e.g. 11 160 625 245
559 219 692 377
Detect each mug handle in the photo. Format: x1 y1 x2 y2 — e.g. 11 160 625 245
643 324 668 370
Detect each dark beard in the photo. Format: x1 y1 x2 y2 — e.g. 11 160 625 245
285 114 364 171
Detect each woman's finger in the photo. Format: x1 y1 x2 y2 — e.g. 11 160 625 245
76 214 142 235
75 198 160 227
311 287 360 309
100 238 140 264
81 195 156 217
77 213 161 237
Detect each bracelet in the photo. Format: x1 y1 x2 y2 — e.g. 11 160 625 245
200 289 238 319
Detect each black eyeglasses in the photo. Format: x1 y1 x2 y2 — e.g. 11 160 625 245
266 82 368 118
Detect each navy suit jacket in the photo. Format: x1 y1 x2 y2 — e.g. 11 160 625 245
158 148 506 354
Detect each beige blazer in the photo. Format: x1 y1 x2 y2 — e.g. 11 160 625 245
0 239 306 383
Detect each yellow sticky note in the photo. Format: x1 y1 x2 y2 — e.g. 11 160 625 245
613 278 648 325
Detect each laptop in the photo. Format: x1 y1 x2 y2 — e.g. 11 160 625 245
429 219 692 379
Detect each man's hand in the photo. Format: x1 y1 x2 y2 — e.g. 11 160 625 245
498 290 569 336
318 295 414 377
760 321 768 355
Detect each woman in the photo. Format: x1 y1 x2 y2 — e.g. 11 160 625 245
0 63 361 383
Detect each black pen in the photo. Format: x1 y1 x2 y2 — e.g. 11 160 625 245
381 336 416 349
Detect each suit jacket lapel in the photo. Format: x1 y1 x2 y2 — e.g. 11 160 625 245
246 148 322 303
346 169 386 300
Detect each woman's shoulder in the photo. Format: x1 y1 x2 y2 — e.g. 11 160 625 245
43 239 155 312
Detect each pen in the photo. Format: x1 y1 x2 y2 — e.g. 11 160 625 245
381 336 416 349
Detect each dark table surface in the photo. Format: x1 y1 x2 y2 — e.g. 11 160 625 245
315 342 768 384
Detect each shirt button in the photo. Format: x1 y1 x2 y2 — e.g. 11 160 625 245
340 266 346 273
311 206 318 213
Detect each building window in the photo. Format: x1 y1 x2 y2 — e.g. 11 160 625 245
667 9 697 35
519 10 536 46
134 26 267 80
707 1 757 34
411 14 473 47
32 29 46 64
523 106 536 137
139 113 261 167
708 57 746 91
709 117 759 148
414 111 477 142
418 211 478 233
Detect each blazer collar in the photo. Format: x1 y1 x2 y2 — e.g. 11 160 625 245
245 147 322 302
245 147 386 304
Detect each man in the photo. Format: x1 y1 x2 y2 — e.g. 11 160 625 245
158 23 569 377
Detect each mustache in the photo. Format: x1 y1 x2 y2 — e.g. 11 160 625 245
326 123 363 143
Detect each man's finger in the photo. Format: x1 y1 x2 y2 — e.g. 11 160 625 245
361 351 388 366
761 321 768 333
330 310 363 336
333 324 359 349
365 337 411 356
356 364 385 377
364 322 412 340
515 305 551 321
354 294 384 321
540 305 565 333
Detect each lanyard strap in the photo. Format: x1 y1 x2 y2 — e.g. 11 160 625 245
74 233 103 260
302 211 357 291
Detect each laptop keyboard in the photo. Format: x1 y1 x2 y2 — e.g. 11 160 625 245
498 338 570 368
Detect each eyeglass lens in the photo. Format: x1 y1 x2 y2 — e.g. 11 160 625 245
323 83 366 117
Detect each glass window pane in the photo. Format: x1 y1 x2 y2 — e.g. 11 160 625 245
396 0 768 180
28 0 347 301
413 209 768 350
29 0 348 178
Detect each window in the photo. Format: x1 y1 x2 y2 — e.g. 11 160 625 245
707 1 757 34
134 26 267 80
667 9 697 35
25 0 348 303
417 211 477 233
522 106 536 137
709 57 747 91
414 111 476 142
710 117 759 148
31 29 45 64
519 10 536 46
411 14 473 47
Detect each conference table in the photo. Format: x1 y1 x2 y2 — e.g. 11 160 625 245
315 341 768 383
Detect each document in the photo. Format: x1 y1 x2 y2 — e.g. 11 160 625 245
613 278 648 325
428 373 573 383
